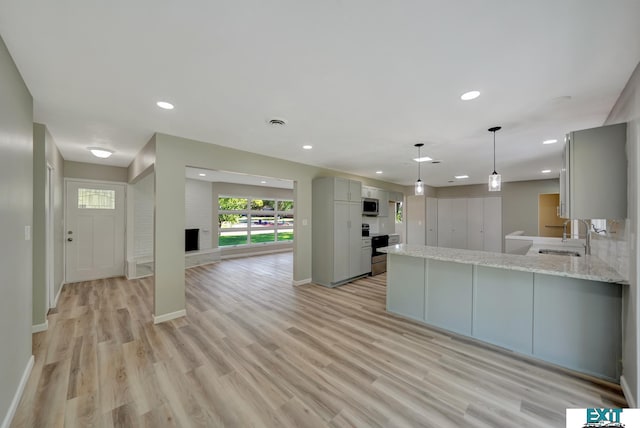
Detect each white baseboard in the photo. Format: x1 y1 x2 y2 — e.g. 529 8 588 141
31 320 48 333
153 309 186 324
53 281 65 308
292 278 311 286
621 375 636 408
220 247 292 260
1 355 34 428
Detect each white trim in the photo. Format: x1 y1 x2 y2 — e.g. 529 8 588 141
31 320 49 333
53 282 65 308
1 355 34 428
292 278 312 286
153 309 186 324
63 177 128 185
220 247 292 260
621 375 636 408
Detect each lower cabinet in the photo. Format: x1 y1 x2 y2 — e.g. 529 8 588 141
533 274 622 380
386 255 425 320
425 260 473 335
473 267 533 354
361 238 371 275
385 254 622 381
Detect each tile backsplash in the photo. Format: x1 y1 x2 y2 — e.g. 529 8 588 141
591 219 629 281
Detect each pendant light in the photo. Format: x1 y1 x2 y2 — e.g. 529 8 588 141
488 126 502 192
414 143 425 195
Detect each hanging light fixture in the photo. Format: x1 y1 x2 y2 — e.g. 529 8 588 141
488 126 502 192
414 143 425 195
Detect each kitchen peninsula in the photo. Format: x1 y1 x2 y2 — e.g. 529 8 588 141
381 244 626 381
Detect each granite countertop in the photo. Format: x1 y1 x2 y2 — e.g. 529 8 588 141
380 244 627 284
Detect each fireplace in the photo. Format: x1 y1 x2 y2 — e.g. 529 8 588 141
185 228 199 252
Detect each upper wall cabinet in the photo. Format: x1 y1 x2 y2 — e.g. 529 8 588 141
334 178 362 202
560 123 627 220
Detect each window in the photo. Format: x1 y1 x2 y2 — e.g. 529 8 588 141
78 188 116 209
218 196 294 247
395 201 403 223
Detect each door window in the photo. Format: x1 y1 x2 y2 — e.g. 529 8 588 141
78 188 116 209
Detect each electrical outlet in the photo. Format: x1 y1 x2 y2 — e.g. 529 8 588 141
24 225 30 241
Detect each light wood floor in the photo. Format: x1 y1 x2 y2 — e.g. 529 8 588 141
12 253 626 427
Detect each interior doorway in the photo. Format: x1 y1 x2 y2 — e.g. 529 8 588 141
538 193 569 238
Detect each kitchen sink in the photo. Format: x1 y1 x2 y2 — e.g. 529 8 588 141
538 249 581 257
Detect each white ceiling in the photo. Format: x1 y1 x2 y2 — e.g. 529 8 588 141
1 1 639 187
186 167 294 189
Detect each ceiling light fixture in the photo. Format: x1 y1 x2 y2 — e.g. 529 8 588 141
460 90 481 101
414 143 425 195
455 175 469 179
413 156 433 162
488 126 502 192
268 118 287 126
541 169 551 174
376 171 383 174
302 145 313 150
543 139 558 145
88 148 113 159
156 101 174 110
199 173 206 177
260 180 267 184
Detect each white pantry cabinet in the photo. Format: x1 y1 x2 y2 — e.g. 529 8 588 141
405 195 426 245
426 197 438 246
437 198 468 249
312 177 364 287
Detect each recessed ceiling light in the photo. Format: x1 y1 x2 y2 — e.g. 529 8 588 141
460 90 480 101
375 171 383 174
88 148 113 159
541 169 552 174
455 175 469 179
260 180 267 184
302 145 313 150
413 156 433 163
156 101 174 110
543 139 558 145
431 160 442 164
199 173 206 177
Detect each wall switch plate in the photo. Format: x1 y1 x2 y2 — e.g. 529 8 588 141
302 219 308 226
24 225 31 241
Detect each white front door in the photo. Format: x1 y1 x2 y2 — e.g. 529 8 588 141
65 180 125 283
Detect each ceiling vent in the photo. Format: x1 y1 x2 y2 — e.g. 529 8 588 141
268 118 287 126
431 160 442 164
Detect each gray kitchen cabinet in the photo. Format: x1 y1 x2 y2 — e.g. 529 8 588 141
406 195 426 245
312 177 364 287
361 237 372 275
437 198 468 249
425 260 473 335
388 191 403 202
377 190 389 217
426 197 438 246
467 198 484 251
334 177 362 202
362 185 375 198
560 123 627 219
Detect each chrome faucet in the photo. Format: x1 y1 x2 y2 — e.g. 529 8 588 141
562 219 591 255
579 219 591 255
562 219 571 242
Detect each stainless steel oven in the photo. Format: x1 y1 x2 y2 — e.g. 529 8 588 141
371 234 388 276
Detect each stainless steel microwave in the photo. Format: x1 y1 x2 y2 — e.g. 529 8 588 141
362 198 379 216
